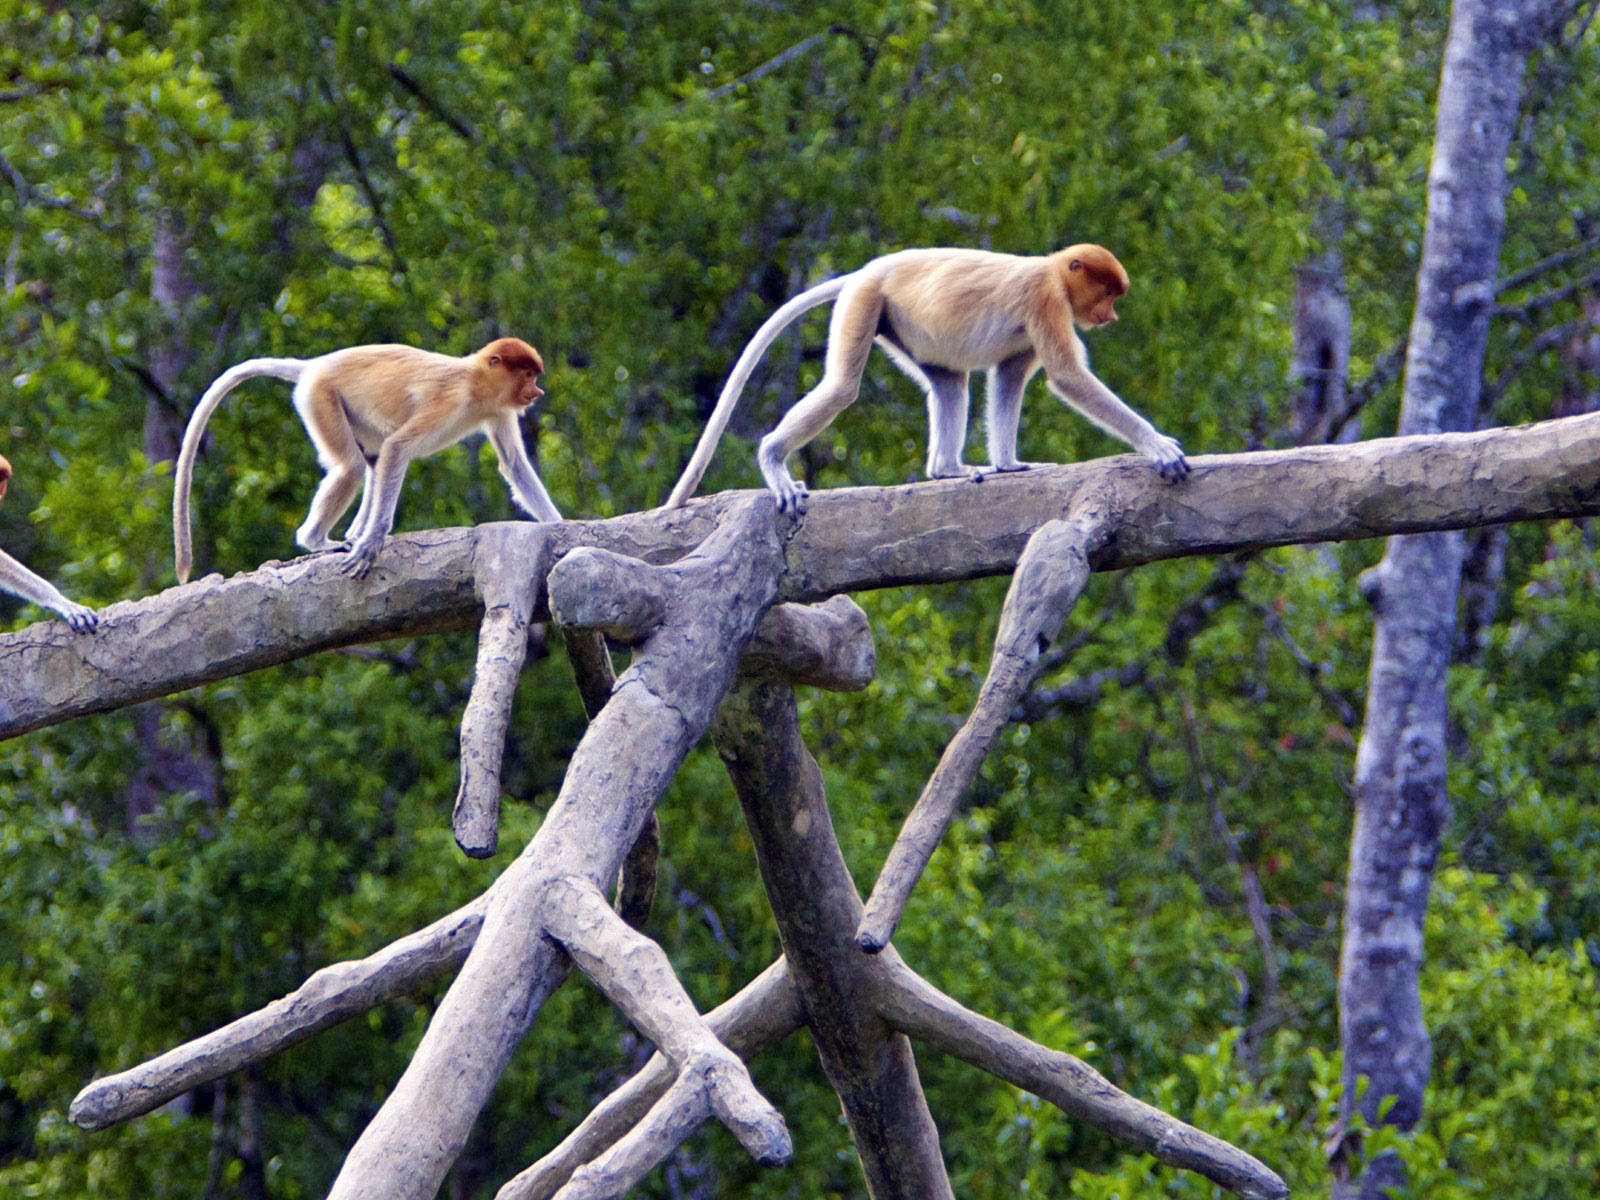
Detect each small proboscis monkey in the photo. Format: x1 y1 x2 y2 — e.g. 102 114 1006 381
175 337 562 582
0 453 97 632
665 244 1188 513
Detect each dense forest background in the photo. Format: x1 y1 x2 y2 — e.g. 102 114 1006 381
2 1 1599 1196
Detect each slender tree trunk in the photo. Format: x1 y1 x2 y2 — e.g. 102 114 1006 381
127 221 221 832
1290 212 1352 445
1333 4 1554 1196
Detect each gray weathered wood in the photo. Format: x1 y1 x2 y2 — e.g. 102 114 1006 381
715 677 955 1199
70 886 496 1130
453 527 551 857
9 414 1600 742
542 876 791 1167
324 497 787 1200
875 957 1288 1199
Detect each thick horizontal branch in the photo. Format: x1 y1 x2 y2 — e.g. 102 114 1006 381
8 412 1600 739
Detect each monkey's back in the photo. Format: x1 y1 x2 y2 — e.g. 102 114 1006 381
875 249 1044 370
309 344 470 433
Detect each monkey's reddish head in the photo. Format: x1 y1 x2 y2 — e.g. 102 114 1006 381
0 453 11 504
1059 244 1129 329
482 336 546 406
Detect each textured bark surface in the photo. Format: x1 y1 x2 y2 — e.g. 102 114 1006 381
70 888 495 1130
9 413 1600 742
325 498 789 1200
715 679 954 1199
1334 4 1554 1197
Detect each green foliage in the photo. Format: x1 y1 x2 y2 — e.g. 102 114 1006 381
1 0 1598 1196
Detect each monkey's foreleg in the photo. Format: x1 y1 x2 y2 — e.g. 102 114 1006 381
1045 374 1190 481
0 550 98 632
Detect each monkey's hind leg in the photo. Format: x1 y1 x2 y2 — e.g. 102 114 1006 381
293 379 368 556
973 350 1042 480
757 277 884 515
920 365 974 480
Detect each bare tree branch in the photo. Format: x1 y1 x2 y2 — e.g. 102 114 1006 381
698 26 866 103
11 412 1600 741
496 962 802 1200
859 514 1104 951
70 887 497 1130
1494 230 1600 297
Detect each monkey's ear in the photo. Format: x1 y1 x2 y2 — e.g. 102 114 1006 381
1068 258 1083 272
489 354 502 366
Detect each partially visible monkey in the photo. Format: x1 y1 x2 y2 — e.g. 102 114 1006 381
0 453 98 632
665 244 1188 513
175 337 562 582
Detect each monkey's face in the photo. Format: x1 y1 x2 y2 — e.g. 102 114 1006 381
515 368 545 406
1063 246 1129 330
483 338 547 408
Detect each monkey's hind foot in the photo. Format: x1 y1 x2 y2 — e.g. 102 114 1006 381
338 540 381 580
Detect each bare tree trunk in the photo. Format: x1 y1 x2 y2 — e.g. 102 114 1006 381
714 677 953 1198
1333 4 1555 1196
1291 212 1352 445
127 221 220 832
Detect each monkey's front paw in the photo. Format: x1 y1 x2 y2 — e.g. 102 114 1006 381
771 479 809 517
1143 435 1189 482
61 604 98 634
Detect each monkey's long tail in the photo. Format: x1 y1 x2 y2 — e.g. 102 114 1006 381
664 275 852 509
174 357 307 583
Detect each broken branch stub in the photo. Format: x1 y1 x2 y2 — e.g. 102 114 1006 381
453 524 552 857
739 594 876 691
858 513 1105 952
548 546 670 642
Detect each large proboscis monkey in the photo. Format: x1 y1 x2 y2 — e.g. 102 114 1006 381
175 337 563 582
666 244 1188 514
0 453 98 632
